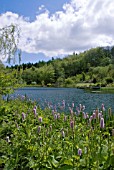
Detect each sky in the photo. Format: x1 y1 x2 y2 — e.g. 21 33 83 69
0 0 114 65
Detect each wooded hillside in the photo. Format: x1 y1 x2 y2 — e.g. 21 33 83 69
6 46 114 87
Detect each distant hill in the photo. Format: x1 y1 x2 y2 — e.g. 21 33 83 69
7 46 114 87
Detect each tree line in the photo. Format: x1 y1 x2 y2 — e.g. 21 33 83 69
6 46 114 87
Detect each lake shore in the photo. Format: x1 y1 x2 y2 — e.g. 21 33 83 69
17 83 114 93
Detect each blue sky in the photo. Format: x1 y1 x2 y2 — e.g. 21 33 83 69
0 0 114 65
0 0 70 21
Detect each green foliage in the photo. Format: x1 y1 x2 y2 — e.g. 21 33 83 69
0 98 114 169
0 69 16 96
7 46 114 87
0 24 21 97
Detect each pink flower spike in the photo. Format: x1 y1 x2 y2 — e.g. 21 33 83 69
22 112 26 121
52 110 55 115
100 117 105 128
61 130 65 138
92 112 96 119
57 113 60 119
54 114 57 120
78 148 82 156
38 126 41 133
70 120 74 129
72 102 74 108
101 104 105 111
39 117 42 123
33 108 37 117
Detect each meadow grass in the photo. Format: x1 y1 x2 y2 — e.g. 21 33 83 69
0 97 114 170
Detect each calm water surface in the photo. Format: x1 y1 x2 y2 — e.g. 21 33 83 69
10 87 114 113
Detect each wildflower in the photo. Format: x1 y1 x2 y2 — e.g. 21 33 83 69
83 112 86 119
6 136 10 143
92 112 96 119
98 112 102 119
86 113 89 119
38 117 42 123
100 117 105 128
90 115 93 121
82 105 85 111
34 105 37 109
69 107 73 116
33 108 37 117
50 125 52 131
64 115 67 121
57 113 60 119
89 115 93 124
61 130 65 138
72 102 74 108
70 120 74 129
79 104 83 111
101 104 105 111
22 112 26 121
52 110 55 115
38 126 41 133
54 114 57 120
78 148 82 156
62 100 65 109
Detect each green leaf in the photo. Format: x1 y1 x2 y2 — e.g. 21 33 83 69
63 159 73 166
110 155 114 166
51 156 59 168
58 165 73 170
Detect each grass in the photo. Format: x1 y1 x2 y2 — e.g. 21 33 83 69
0 97 114 170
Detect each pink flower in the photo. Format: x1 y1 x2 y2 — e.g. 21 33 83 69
70 120 74 129
62 100 65 108
98 112 102 119
78 148 82 156
38 117 42 122
72 102 74 108
22 112 26 121
54 114 57 120
38 126 41 133
92 112 96 119
57 113 60 119
52 110 55 115
33 108 37 117
101 104 105 111
100 117 105 128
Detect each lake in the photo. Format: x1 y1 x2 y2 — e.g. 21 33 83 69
9 87 114 113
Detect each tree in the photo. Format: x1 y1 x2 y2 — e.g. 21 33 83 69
0 24 20 63
0 24 20 97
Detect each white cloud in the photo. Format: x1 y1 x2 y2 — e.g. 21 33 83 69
0 0 114 61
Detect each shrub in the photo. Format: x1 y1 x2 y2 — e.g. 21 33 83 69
105 77 113 84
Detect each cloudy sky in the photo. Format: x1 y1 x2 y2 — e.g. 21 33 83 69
0 0 114 64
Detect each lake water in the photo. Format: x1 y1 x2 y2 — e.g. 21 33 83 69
9 87 114 113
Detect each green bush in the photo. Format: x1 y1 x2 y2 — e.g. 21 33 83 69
105 77 113 84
